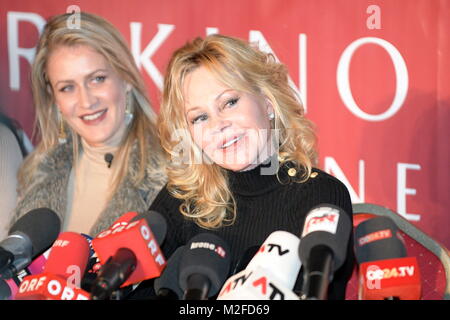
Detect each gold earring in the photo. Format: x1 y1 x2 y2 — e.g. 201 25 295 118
58 115 67 144
125 91 133 125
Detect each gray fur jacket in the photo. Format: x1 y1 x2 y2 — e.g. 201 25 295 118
11 138 167 237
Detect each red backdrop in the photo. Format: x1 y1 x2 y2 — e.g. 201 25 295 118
1 0 449 249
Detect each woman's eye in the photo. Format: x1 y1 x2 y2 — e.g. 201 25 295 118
59 85 73 93
225 97 239 108
93 75 106 83
191 114 208 124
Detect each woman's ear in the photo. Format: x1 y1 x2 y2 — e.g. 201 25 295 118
46 82 54 96
264 96 275 118
125 83 131 94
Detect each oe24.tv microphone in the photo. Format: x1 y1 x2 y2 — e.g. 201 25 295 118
90 211 167 299
154 246 186 300
355 216 421 300
217 231 301 300
0 208 60 280
299 203 351 300
178 233 231 300
15 232 91 300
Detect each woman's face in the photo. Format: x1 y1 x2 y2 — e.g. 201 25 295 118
47 44 129 147
183 66 274 172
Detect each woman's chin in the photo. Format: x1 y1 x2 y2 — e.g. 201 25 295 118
214 160 259 172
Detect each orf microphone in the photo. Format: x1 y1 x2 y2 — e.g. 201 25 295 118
91 211 167 299
0 208 60 280
15 232 91 300
179 233 231 300
299 204 351 300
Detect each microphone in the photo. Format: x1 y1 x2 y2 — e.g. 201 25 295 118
355 216 406 263
217 267 300 300
0 208 61 280
355 216 421 300
2 252 48 300
15 232 91 300
217 231 302 300
78 234 100 293
178 233 231 300
0 279 11 300
298 203 351 300
245 231 301 288
90 211 167 299
104 153 113 168
43 232 90 283
154 246 186 300
232 246 259 275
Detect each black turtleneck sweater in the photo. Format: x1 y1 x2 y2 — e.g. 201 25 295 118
133 161 355 300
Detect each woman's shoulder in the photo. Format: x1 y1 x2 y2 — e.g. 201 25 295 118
149 184 183 214
308 167 348 188
292 167 353 216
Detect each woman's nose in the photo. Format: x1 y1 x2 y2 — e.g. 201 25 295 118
210 115 232 133
78 86 96 109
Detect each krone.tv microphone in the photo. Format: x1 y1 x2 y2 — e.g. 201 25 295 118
179 233 231 300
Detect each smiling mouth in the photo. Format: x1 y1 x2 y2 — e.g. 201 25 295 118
80 109 106 121
220 135 243 149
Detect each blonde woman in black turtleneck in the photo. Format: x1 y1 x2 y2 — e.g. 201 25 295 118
139 34 354 300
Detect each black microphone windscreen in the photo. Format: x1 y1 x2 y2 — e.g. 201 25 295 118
154 246 185 299
354 216 406 263
178 233 231 297
232 245 259 274
9 208 61 256
299 204 351 271
132 210 167 245
0 279 11 300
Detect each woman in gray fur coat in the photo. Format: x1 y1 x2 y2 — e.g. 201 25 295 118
10 12 166 237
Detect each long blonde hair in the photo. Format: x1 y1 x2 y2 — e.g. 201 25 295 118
19 12 163 197
159 34 317 229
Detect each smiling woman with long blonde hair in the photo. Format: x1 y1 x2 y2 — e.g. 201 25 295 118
10 12 166 237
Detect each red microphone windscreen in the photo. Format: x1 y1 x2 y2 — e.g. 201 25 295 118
43 232 90 281
15 273 90 300
359 257 421 300
92 214 166 287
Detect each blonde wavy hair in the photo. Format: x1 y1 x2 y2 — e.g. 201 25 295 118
19 12 163 197
159 34 317 229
